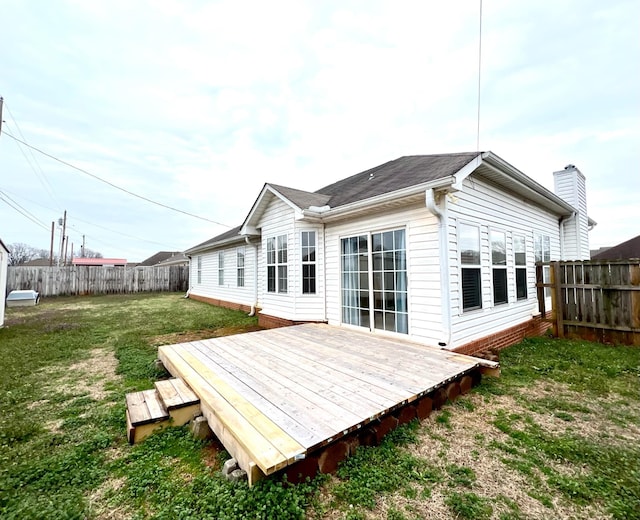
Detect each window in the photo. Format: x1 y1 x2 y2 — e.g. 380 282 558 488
460 223 481 311
491 230 507 305
301 231 316 294
514 235 527 300
218 252 224 285
197 255 202 284
236 247 245 287
535 233 551 297
341 229 408 334
267 234 287 293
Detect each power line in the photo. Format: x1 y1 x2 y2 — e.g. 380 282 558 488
0 190 50 231
2 131 230 227
0 187 180 249
3 103 62 210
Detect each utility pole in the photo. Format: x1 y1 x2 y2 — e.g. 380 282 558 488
64 236 69 265
49 221 55 266
0 96 4 136
59 210 67 265
81 234 85 257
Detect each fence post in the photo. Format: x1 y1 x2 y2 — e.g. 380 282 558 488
551 261 564 338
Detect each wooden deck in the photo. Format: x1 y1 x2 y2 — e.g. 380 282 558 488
157 323 489 484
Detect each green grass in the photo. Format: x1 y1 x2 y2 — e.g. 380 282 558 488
1 295 639 519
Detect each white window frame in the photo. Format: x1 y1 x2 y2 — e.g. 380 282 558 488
490 229 508 306
301 231 316 295
535 233 551 297
197 255 202 284
267 234 287 293
459 222 482 312
236 247 245 288
514 234 527 300
218 251 224 286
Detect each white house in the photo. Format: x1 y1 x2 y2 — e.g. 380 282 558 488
185 152 593 355
0 238 9 327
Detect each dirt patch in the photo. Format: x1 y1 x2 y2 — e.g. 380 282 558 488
149 325 264 347
55 348 120 401
88 477 130 520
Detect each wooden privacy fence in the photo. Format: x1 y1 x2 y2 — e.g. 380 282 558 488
536 260 640 346
7 266 189 297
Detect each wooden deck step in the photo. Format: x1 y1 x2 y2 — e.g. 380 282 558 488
155 378 201 426
126 378 201 444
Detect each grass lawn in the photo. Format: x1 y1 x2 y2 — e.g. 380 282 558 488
1 293 638 519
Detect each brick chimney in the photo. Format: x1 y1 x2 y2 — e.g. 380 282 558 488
553 164 590 260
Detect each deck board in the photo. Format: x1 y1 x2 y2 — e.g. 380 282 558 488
157 323 485 478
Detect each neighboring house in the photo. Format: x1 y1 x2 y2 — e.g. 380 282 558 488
155 252 189 267
185 152 594 355
0 238 9 327
72 258 127 267
21 258 51 267
591 234 640 260
138 251 183 266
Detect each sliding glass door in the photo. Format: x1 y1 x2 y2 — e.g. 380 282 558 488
341 229 408 334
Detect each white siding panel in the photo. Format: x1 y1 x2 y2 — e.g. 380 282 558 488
448 176 561 348
188 244 257 308
324 202 443 345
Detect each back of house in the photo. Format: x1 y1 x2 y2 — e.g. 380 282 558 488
185 152 593 354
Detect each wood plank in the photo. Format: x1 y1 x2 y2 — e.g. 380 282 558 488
159 344 289 475
171 378 199 404
126 391 151 425
142 389 169 421
155 379 182 409
187 340 328 447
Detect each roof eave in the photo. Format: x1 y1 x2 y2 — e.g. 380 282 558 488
481 152 576 216
306 176 456 222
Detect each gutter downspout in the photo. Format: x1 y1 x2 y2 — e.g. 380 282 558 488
246 236 259 316
425 188 452 349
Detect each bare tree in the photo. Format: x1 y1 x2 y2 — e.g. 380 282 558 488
8 243 37 265
82 248 103 259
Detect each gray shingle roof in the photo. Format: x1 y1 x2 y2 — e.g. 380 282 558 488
315 153 480 208
185 225 243 253
591 234 640 260
139 251 183 266
268 184 331 209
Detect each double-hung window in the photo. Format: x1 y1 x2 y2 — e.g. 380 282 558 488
534 233 551 297
218 251 224 285
460 223 482 311
197 256 202 284
491 230 508 305
267 235 288 293
301 231 316 294
236 247 245 287
514 235 527 300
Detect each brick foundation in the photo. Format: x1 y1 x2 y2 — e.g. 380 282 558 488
188 294 253 314
258 313 327 330
453 312 552 356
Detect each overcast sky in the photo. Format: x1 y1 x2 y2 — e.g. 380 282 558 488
1 0 638 262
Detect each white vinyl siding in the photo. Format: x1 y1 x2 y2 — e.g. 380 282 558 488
188 244 257 308
448 176 561 349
